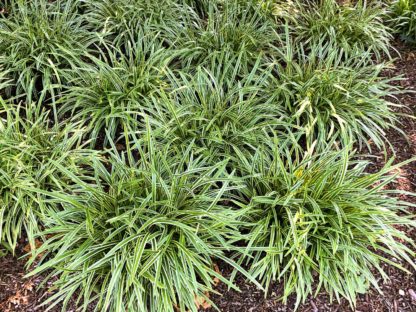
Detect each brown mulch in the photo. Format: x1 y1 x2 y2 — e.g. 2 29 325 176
0 246 50 312
0 42 415 312
0 239 78 312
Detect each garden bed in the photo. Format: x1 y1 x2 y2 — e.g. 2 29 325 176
203 41 416 312
0 1 415 312
0 41 414 312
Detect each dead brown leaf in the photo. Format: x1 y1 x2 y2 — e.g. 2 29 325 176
213 263 221 286
23 239 44 260
194 292 211 310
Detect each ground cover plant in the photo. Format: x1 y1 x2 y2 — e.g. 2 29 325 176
27 137 253 312
82 0 199 50
172 0 281 69
58 33 173 146
0 0 415 311
234 143 415 308
267 39 401 150
390 0 416 43
266 0 393 60
0 100 95 252
0 0 96 102
144 55 293 164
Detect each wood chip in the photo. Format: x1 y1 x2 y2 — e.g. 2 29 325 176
408 289 416 301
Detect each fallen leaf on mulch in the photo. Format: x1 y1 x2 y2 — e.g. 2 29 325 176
213 263 221 287
23 281 34 292
406 52 416 61
174 265 221 311
23 239 44 260
9 292 29 306
194 292 211 310
409 289 416 301
174 292 212 311
0 290 30 311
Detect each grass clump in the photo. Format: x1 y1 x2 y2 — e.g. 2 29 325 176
176 0 280 68
268 40 400 150
235 143 415 308
28 137 249 312
390 0 416 43
274 0 392 60
0 0 96 102
0 69 11 95
145 54 290 162
59 34 173 146
83 0 198 49
0 100 94 251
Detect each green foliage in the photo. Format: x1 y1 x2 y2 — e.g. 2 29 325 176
145 54 291 163
268 40 399 150
0 100 94 251
59 34 173 146
0 0 96 101
390 0 416 43
0 1 412 311
27 136 248 312
279 0 392 59
0 69 11 96
83 0 198 49
175 0 280 68
235 142 415 308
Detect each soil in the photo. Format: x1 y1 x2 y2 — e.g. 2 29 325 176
0 238 83 312
0 42 415 312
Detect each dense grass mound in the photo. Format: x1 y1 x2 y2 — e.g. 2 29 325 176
235 143 415 307
391 0 416 43
173 0 280 68
58 34 173 146
266 0 393 59
145 56 291 162
28 139 250 312
0 0 96 102
82 0 198 49
0 0 414 311
0 101 94 251
268 40 400 150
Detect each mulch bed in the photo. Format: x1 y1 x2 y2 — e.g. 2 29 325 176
0 42 415 312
